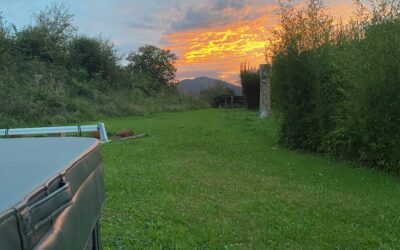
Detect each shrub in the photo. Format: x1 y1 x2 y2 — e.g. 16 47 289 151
68 36 119 82
270 0 400 172
240 63 260 109
324 19 400 171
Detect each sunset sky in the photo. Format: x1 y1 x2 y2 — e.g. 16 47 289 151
1 0 355 84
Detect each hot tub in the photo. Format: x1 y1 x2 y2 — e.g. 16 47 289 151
0 137 105 249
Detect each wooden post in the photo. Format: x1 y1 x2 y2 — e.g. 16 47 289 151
259 64 272 118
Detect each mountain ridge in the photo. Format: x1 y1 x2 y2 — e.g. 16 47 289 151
177 76 242 95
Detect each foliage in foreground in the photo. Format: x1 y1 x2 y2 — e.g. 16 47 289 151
270 0 400 172
0 5 206 127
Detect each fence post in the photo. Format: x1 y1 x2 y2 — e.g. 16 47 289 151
259 64 272 118
98 123 109 142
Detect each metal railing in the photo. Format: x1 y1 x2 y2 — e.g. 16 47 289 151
0 123 109 142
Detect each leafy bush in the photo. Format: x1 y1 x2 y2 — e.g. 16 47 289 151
240 63 260 109
324 19 400 171
68 36 119 82
270 0 400 172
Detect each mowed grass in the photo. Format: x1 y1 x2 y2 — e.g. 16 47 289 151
101 109 400 249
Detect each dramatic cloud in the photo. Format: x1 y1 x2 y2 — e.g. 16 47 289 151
163 2 277 83
169 0 272 32
163 0 356 84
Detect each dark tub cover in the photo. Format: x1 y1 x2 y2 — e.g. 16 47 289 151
0 137 105 250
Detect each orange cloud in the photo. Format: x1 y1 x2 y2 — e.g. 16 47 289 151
163 1 356 85
164 13 276 84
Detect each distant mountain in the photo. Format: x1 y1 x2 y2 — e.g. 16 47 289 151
177 76 242 95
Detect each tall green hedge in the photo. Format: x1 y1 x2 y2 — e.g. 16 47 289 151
270 0 400 172
240 64 260 109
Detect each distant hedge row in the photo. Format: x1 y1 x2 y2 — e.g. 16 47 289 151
270 0 400 172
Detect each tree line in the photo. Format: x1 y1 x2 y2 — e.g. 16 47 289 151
0 4 206 127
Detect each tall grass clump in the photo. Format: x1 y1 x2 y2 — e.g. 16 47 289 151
240 63 260 109
270 0 400 172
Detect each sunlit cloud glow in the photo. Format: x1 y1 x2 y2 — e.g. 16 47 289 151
162 1 356 84
163 4 278 84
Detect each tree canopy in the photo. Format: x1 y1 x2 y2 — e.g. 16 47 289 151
127 44 177 90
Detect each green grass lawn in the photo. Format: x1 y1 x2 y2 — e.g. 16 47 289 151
101 109 400 249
